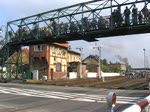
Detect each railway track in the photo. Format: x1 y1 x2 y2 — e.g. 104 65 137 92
25 76 150 90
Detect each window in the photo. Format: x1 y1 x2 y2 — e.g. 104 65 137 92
61 50 66 56
58 48 61 54
34 45 43 51
56 63 62 71
52 46 55 53
57 48 61 55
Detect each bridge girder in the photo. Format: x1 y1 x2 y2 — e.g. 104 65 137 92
6 0 150 45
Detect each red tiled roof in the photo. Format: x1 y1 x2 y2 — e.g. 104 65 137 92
53 43 70 48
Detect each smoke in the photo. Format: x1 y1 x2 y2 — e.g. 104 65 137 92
115 55 128 65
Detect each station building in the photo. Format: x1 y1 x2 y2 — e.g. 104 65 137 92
29 43 80 80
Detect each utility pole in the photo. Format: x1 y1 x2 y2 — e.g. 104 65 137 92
93 46 104 81
143 48 146 71
110 0 113 30
76 47 83 78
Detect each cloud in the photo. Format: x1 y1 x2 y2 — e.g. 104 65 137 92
0 0 89 22
69 33 150 68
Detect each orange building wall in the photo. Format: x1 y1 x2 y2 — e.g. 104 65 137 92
30 44 70 80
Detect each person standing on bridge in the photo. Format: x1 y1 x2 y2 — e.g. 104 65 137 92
138 11 143 24
16 26 22 40
81 17 89 31
8 31 15 42
32 22 39 39
141 6 150 24
91 18 97 30
33 22 39 31
98 16 105 29
116 5 123 27
64 23 68 34
52 20 58 36
70 22 76 33
111 9 117 27
124 6 131 26
132 4 138 25
59 22 64 34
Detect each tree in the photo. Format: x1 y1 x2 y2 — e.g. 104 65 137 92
102 59 108 66
102 65 110 72
113 65 120 72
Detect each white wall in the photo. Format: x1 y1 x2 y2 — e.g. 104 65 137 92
69 72 77 79
87 72 120 78
101 72 120 77
87 72 97 78
32 70 39 80
69 71 120 79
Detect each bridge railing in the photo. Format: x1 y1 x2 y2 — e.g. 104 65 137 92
7 11 150 44
4 0 149 44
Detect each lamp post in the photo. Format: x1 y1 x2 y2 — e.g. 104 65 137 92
76 47 83 79
0 25 7 33
0 25 5 38
0 25 8 51
143 48 146 71
0 25 8 43
0 25 8 80
93 46 104 81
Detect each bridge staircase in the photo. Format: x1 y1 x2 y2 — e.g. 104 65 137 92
0 39 21 81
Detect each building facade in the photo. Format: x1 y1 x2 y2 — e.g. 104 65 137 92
83 55 127 74
29 43 80 80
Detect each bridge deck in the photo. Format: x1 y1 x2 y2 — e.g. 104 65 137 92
7 23 150 46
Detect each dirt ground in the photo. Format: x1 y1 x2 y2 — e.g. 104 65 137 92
25 76 150 90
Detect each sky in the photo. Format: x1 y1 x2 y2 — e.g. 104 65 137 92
0 0 150 68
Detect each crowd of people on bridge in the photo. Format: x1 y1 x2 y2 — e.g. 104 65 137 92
112 4 150 27
8 4 150 41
